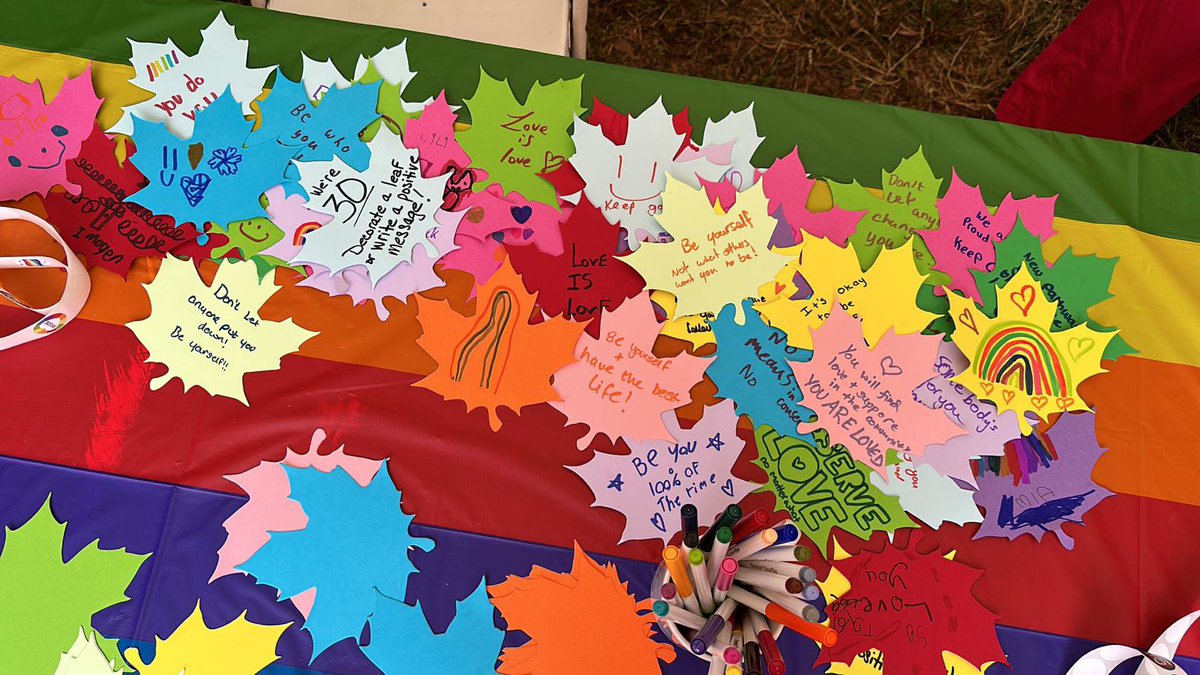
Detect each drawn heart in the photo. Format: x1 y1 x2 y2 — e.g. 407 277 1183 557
1009 285 1036 316
650 512 667 533
179 173 211 208
774 282 786 295
1001 390 1016 404
542 151 566 173
1031 395 1048 409
957 308 978 334
510 205 533 224
879 356 903 376
979 381 995 395
721 479 735 498
1068 337 1095 361
466 206 485 224
1056 396 1075 410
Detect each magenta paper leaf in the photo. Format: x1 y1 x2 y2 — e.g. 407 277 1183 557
403 92 471 178
762 149 861 247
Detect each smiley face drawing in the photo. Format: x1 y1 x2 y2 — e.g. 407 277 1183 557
0 66 102 200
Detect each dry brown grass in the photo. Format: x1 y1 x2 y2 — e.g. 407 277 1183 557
588 0 1200 152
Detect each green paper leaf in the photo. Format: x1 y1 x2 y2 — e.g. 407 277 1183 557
831 147 947 285
754 426 915 549
457 69 584 206
0 497 149 672
972 221 1134 361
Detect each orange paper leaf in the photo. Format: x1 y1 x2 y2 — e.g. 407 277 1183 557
489 542 676 675
413 258 586 431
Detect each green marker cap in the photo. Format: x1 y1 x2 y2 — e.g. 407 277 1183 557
716 526 733 544
688 548 705 566
794 545 813 562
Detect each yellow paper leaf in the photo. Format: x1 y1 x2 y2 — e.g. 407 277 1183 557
122 602 290 675
623 176 790 325
946 263 1114 433
125 258 317 405
756 237 938 349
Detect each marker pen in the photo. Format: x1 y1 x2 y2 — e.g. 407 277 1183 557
741 615 763 675
740 559 818 583
798 582 821 602
747 610 785 675
699 504 742 552
744 544 807 562
707 527 733 584
663 545 703 615
713 557 738 605
726 585 838 647
707 654 726 675
730 620 745 658
682 531 700 560
660 582 680 606
653 599 707 630
793 544 812 562
691 597 738 654
681 503 699 543
728 529 779 561
725 666 743 675
714 621 740 665
730 507 771 541
734 567 805 595
759 587 821 623
689 548 715 615
771 522 799 545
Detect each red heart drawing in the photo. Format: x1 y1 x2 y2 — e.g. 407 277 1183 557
1009 285 1036 316
957 308 978 334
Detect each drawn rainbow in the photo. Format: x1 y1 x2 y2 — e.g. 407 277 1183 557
145 50 180 83
976 323 1069 396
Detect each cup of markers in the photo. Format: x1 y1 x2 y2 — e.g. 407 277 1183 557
651 503 837 675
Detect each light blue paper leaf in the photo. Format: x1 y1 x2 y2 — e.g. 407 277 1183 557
363 581 504 674
128 88 297 229
238 464 434 662
250 75 381 172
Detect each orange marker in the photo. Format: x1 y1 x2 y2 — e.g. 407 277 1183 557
726 585 838 647
663 545 702 615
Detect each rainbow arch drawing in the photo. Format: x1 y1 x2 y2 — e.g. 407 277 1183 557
976 323 1070 397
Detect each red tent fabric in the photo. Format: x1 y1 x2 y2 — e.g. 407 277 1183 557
997 0 1200 143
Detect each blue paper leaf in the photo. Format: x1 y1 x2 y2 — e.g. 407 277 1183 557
706 299 817 432
363 581 504 674
238 464 434 662
249 75 381 171
128 88 297 229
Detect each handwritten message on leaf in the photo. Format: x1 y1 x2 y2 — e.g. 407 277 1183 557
792 305 962 473
123 603 289 674
414 259 585 431
458 69 584 206
569 399 752 542
947 264 1115 432
551 293 708 448
754 426 914 547
125 257 317 404
251 75 381 169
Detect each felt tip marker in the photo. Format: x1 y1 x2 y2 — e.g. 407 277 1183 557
717 621 740 665
730 507 771 541
660 581 680 605
771 522 799 545
726 585 839 647
729 529 779 561
725 667 743 675
734 567 805 595
681 503 699 542
713 557 738 605
653 599 707 630
730 622 745 660
799 582 821 602
742 615 763 675
689 548 715 615
707 527 734 584
663 546 703 616
759 587 821 623
708 655 726 675
748 611 785 675
744 544 808 562
740 559 819 583
691 597 738 654
699 504 742 552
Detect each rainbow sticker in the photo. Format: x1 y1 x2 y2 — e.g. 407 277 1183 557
947 263 1115 432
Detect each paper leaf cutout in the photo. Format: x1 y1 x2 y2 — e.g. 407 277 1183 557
569 98 694 245
872 461 982 528
414 259 585 431
972 412 1113 549
569 399 752 542
215 428 383 581
913 342 1021 484
791 304 963 472
921 171 1057 303
253 184 332 263
55 628 123 675
947 263 1115 432
762 149 862 247
0 68 101 200
455 184 566 258
622 177 786 324
973 222 1134 361
367 43 433 133
827 648 988 675
0 496 149 673
694 104 763 182
45 125 217 276
831 147 943 277
122 602 289 674
551 293 709 448
363 582 505 673
292 126 449 284
507 199 644 336
404 91 471 179
821 537 1006 674
112 12 272 138
239 464 434 661
458 69 584 206
489 542 675 674
706 300 816 432
128 90 296 228
300 210 462 320
756 237 939 350
125 256 317 404
251 75 380 170
754 426 915 547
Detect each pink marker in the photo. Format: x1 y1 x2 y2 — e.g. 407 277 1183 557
713 557 738 605
661 582 680 606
